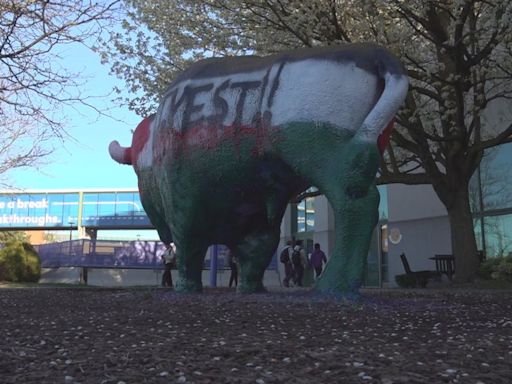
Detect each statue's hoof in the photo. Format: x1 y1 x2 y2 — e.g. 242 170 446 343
176 280 203 293
237 283 267 294
314 280 361 300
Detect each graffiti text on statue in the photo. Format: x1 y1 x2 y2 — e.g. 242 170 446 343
159 69 282 132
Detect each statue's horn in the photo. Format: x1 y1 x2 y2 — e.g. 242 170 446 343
108 140 132 165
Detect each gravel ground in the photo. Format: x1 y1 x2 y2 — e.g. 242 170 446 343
0 287 511 384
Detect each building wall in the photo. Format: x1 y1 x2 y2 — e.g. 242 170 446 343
25 230 46 245
387 183 447 222
386 183 451 286
277 183 454 287
277 205 293 282
312 196 335 255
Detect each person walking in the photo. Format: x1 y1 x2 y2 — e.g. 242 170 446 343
228 250 238 288
161 242 176 288
280 240 294 287
292 244 305 286
310 243 328 278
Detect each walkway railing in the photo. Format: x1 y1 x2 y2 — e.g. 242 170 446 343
35 240 277 270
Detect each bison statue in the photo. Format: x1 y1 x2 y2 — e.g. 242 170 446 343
109 44 408 295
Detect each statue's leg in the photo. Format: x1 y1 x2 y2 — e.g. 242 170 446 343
310 140 380 297
173 227 209 293
139 172 173 244
232 227 280 293
315 185 379 297
160 167 210 292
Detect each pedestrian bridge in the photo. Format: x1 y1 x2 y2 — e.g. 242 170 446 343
0 188 152 231
1 189 278 272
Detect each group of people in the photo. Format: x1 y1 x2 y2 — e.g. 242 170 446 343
280 240 327 287
161 240 326 289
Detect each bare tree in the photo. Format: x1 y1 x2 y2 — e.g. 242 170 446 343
0 230 28 243
379 1 512 281
105 0 512 281
0 0 121 184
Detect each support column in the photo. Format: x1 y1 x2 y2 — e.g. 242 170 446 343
209 245 218 288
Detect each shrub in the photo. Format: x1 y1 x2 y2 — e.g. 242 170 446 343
0 240 41 283
493 256 512 282
478 255 512 282
477 257 503 280
395 273 418 288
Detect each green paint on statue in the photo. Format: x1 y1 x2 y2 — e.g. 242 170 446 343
108 45 408 297
135 122 380 295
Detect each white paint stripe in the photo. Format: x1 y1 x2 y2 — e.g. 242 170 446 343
356 73 409 142
156 60 383 133
270 60 380 131
137 57 407 170
137 118 155 169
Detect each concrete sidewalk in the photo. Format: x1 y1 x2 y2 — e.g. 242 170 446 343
40 266 285 289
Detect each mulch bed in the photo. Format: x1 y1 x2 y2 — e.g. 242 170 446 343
0 287 511 383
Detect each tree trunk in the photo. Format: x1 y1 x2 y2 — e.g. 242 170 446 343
445 186 480 282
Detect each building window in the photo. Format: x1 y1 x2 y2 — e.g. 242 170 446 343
482 214 512 258
470 143 512 258
377 186 388 220
297 196 315 233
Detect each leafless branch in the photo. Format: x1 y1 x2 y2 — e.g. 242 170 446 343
0 0 121 179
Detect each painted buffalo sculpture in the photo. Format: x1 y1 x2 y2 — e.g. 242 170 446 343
109 44 408 295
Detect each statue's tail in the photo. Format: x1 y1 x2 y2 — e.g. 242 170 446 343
108 140 132 165
355 53 409 150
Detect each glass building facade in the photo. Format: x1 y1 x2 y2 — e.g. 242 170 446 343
470 142 512 259
81 191 150 228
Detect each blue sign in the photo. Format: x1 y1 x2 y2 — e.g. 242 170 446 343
0 191 153 229
0 193 79 229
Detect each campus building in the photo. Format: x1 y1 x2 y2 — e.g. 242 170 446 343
289 141 512 287
1 142 511 287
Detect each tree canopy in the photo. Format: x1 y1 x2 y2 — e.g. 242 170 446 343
104 0 512 281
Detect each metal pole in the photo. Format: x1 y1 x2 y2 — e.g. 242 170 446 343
209 244 218 288
477 165 486 257
68 220 74 255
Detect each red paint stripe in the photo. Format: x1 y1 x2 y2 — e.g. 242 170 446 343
123 147 133 165
377 119 394 154
153 120 391 163
153 123 278 162
131 117 151 167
